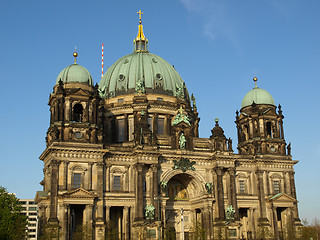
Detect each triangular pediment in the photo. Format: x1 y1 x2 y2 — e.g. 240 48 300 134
267 192 297 203
61 188 97 199
69 88 91 97
35 191 49 203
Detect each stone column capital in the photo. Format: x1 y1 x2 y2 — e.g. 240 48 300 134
134 163 144 172
96 162 105 169
214 167 223 176
228 167 236 176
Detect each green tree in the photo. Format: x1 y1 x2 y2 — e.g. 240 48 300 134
0 186 27 240
190 222 206 240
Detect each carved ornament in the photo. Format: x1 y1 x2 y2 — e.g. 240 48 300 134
172 157 196 173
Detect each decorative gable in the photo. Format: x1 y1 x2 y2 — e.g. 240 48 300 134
267 192 297 203
61 188 97 199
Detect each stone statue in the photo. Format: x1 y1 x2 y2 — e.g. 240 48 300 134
135 79 145 93
287 143 291 156
179 133 187 149
226 205 235 220
228 138 233 152
205 182 212 194
160 180 168 193
175 83 184 98
172 106 191 126
145 204 155 220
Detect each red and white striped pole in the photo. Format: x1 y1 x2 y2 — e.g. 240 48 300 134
101 43 104 78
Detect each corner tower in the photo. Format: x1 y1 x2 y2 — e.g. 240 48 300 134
235 77 287 155
47 51 103 145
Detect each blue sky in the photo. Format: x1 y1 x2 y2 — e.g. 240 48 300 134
0 0 319 222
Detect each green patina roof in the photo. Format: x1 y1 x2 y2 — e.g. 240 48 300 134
98 52 189 100
241 86 275 109
56 64 93 85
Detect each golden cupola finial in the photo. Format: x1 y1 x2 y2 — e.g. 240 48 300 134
253 76 258 87
134 10 149 52
73 46 78 64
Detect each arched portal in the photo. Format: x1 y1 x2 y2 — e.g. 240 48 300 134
162 172 212 239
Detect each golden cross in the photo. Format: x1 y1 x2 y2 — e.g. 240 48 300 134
137 10 143 22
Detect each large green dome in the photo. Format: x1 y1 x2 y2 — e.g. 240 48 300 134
98 51 189 100
56 64 93 85
241 86 275 109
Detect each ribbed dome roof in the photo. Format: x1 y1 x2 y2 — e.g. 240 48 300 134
98 52 189 100
241 86 275 109
56 64 93 85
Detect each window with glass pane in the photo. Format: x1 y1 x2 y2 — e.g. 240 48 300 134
113 176 121 191
273 180 280 194
148 117 153 132
73 173 81 188
117 119 125 142
239 180 245 193
157 117 165 135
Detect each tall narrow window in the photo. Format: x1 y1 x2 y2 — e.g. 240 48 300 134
117 119 125 142
113 176 121 191
73 173 81 188
148 117 153 132
273 180 280 194
73 103 83 122
157 117 165 135
239 180 245 193
266 122 273 138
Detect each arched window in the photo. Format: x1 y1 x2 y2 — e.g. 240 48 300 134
73 103 83 122
266 122 273 138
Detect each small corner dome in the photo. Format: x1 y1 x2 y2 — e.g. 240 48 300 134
241 87 275 109
56 64 93 86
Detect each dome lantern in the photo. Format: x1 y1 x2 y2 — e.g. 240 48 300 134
133 10 149 52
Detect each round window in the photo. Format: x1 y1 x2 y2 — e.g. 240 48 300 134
75 132 82 139
118 74 125 81
156 73 162 80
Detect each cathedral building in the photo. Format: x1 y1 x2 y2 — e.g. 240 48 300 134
35 12 301 240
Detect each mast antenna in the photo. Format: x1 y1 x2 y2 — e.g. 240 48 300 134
101 43 104 78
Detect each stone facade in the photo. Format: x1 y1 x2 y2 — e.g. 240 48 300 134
35 20 301 240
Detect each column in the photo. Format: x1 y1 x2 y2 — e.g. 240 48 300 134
88 162 93 191
214 167 225 220
49 160 60 220
63 161 69 190
96 163 105 221
129 166 133 193
105 206 110 223
203 207 211 239
152 165 159 219
256 169 268 221
125 166 130 192
226 171 231 206
285 171 291 195
229 168 238 219
54 101 59 122
265 171 270 195
62 204 69 240
123 207 130 240
136 163 144 221
84 101 89 122
124 114 128 141
153 113 158 134
106 164 111 192
272 204 279 239
289 171 300 221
